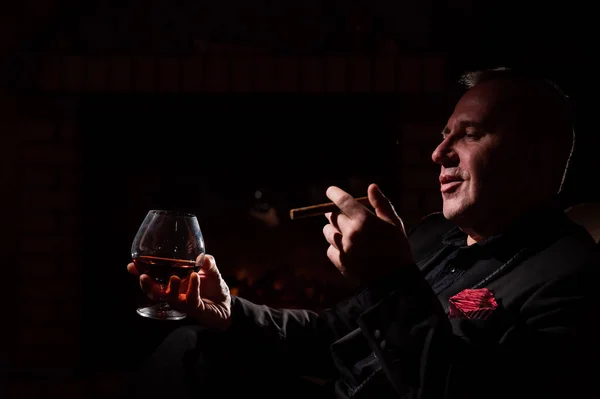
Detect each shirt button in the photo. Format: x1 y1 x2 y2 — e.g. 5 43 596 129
380 340 387 349
373 329 381 339
450 268 456 273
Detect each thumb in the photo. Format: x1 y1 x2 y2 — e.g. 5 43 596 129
368 184 403 228
199 254 218 276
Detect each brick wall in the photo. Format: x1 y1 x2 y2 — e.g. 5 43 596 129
33 54 447 94
5 53 449 398
3 92 84 398
29 53 450 227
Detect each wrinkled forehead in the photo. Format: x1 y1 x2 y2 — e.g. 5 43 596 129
447 81 523 129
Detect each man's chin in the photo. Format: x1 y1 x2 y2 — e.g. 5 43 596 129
443 209 459 222
442 200 472 223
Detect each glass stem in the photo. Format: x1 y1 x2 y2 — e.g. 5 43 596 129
158 284 170 309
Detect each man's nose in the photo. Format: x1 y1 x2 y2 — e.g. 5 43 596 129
431 139 458 166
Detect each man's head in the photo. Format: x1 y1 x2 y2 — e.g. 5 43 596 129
431 67 575 239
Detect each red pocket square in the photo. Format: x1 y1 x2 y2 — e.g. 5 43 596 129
448 288 498 320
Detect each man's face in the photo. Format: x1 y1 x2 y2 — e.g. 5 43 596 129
432 80 529 226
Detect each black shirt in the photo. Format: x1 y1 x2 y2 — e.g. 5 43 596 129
423 201 570 308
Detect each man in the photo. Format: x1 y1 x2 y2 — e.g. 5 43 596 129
127 67 600 398
566 201 600 243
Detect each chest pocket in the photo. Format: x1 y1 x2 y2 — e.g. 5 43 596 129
449 308 512 346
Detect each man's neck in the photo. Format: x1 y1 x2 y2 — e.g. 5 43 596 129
466 235 478 246
461 198 559 246
462 215 519 245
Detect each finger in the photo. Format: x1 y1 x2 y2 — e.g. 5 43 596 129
326 245 344 275
326 210 351 234
324 211 336 228
328 210 353 235
198 254 219 277
127 262 140 276
186 272 201 308
323 224 343 250
325 186 367 220
166 276 181 302
140 274 155 299
368 183 403 228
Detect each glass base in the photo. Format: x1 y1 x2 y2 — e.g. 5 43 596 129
137 303 186 321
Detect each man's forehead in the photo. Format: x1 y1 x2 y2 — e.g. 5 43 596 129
449 81 520 126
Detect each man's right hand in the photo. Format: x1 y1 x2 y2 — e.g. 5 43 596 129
127 254 232 331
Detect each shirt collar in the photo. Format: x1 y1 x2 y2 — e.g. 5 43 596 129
440 198 566 250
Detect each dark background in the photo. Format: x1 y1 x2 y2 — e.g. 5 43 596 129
2 1 599 397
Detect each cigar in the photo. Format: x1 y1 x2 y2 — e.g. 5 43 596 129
289 196 370 220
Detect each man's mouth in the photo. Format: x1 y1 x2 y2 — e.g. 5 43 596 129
439 175 463 193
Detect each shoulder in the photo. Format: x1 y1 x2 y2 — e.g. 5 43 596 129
527 220 599 278
497 217 600 301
